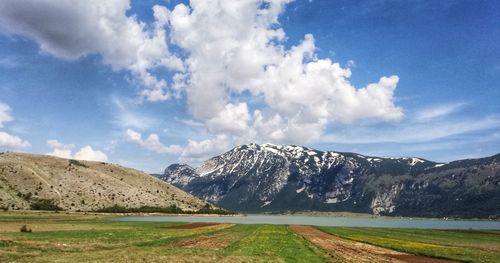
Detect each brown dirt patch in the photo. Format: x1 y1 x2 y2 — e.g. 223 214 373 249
289 225 457 263
172 232 242 249
388 254 457 263
162 223 222 229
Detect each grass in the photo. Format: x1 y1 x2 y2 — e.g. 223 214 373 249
222 224 329 262
318 226 500 263
2 211 498 262
0 212 329 262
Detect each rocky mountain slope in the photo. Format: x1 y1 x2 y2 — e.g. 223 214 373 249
159 143 500 218
0 152 210 211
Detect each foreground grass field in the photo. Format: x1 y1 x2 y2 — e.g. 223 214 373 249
319 226 500 263
0 212 498 262
0 212 328 262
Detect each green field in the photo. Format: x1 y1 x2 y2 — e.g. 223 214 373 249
0 212 499 262
0 212 329 262
318 226 500 263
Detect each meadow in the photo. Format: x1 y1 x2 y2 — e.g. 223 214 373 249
319 226 500 263
0 212 498 262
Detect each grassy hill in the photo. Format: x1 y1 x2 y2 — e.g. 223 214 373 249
0 152 210 212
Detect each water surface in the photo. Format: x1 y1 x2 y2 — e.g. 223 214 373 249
113 214 500 229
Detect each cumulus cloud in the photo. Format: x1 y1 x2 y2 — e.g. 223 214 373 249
0 102 13 128
126 129 228 162
0 102 30 150
127 0 404 161
0 0 183 101
0 131 31 149
180 135 231 163
126 129 183 154
167 0 402 146
47 139 74 150
1 1 405 161
73 146 108 162
46 139 74 159
46 139 107 162
206 103 250 134
47 148 73 159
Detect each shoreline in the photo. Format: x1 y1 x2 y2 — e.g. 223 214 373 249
1 210 498 222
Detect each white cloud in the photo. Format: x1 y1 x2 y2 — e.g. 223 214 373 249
323 116 500 144
0 0 183 101
47 139 74 150
47 148 72 159
0 102 13 128
180 119 204 128
0 131 31 149
126 0 405 161
2 0 406 161
0 102 30 150
46 139 107 162
180 135 231 163
111 96 155 130
46 140 75 159
206 103 250 134
74 146 108 162
414 102 466 121
167 1 402 145
126 128 229 162
126 129 183 154
46 139 74 159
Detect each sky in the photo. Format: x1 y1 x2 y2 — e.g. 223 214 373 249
0 0 499 173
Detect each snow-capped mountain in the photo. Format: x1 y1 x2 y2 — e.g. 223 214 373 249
157 143 500 218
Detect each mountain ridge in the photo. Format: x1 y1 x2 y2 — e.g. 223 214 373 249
159 143 500 218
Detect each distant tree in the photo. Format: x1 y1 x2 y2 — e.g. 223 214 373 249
30 199 62 211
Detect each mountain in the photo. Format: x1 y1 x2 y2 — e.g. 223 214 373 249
159 143 500 218
0 152 210 211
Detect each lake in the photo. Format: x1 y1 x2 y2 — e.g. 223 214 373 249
113 214 500 230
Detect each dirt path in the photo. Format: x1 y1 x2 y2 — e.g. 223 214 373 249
289 225 457 263
162 223 229 229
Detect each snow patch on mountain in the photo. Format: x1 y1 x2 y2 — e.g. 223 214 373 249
408 157 425 166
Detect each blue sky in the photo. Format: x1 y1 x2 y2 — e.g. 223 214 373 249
0 0 499 173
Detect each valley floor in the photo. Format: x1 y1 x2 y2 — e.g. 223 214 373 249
0 212 498 262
